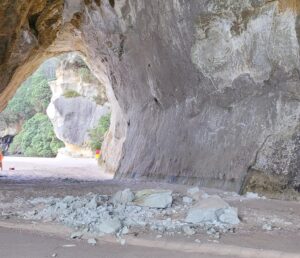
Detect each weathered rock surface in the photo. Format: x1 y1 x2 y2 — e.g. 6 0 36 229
134 189 173 209
1 1 300 193
47 54 110 157
96 217 121 234
185 196 240 225
112 188 135 205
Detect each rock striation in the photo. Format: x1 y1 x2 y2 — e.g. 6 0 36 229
0 1 300 193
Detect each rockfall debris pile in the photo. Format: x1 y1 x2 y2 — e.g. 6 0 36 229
24 187 239 239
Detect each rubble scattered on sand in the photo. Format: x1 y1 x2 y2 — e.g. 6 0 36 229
22 188 239 240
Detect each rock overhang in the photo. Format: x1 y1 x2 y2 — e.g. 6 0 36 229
0 0 300 195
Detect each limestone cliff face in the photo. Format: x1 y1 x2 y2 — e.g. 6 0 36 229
1 0 300 193
47 53 109 157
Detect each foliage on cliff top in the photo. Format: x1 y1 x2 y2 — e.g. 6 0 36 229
63 89 81 98
0 65 53 124
89 114 111 151
9 113 64 157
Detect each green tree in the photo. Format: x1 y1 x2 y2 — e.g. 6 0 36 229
0 68 52 123
9 113 64 157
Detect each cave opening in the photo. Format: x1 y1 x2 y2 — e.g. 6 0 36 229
0 52 114 181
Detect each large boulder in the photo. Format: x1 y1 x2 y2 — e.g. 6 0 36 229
185 196 240 225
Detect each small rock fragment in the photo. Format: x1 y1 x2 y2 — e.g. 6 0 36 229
245 192 260 199
187 187 200 196
87 238 97 245
112 189 135 205
62 244 76 248
85 196 99 209
70 232 83 239
183 196 193 204
51 253 57 257
262 224 272 231
121 226 129 235
182 225 195 236
120 239 126 245
186 187 206 201
217 207 240 225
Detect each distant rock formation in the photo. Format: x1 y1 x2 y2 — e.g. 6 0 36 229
47 54 109 157
0 119 22 153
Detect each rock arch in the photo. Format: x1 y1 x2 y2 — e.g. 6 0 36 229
1 0 300 193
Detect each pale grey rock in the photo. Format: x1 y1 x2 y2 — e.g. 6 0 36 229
47 96 109 157
187 187 200 196
262 224 272 231
62 245 76 248
183 196 193 204
217 208 240 225
96 217 122 234
120 226 129 235
185 196 239 225
134 189 173 209
46 54 110 158
87 238 97 245
182 226 196 236
112 189 134 205
70 231 83 239
186 187 206 201
245 192 260 199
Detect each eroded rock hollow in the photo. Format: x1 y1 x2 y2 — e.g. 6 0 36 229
1 0 300 193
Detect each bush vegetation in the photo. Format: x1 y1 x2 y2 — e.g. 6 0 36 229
63 90 81 98
9 113 64 157
0 69 52 124
89 114 111 151
2 61 64 157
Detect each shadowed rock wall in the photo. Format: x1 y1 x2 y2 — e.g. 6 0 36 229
0 0 300 193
